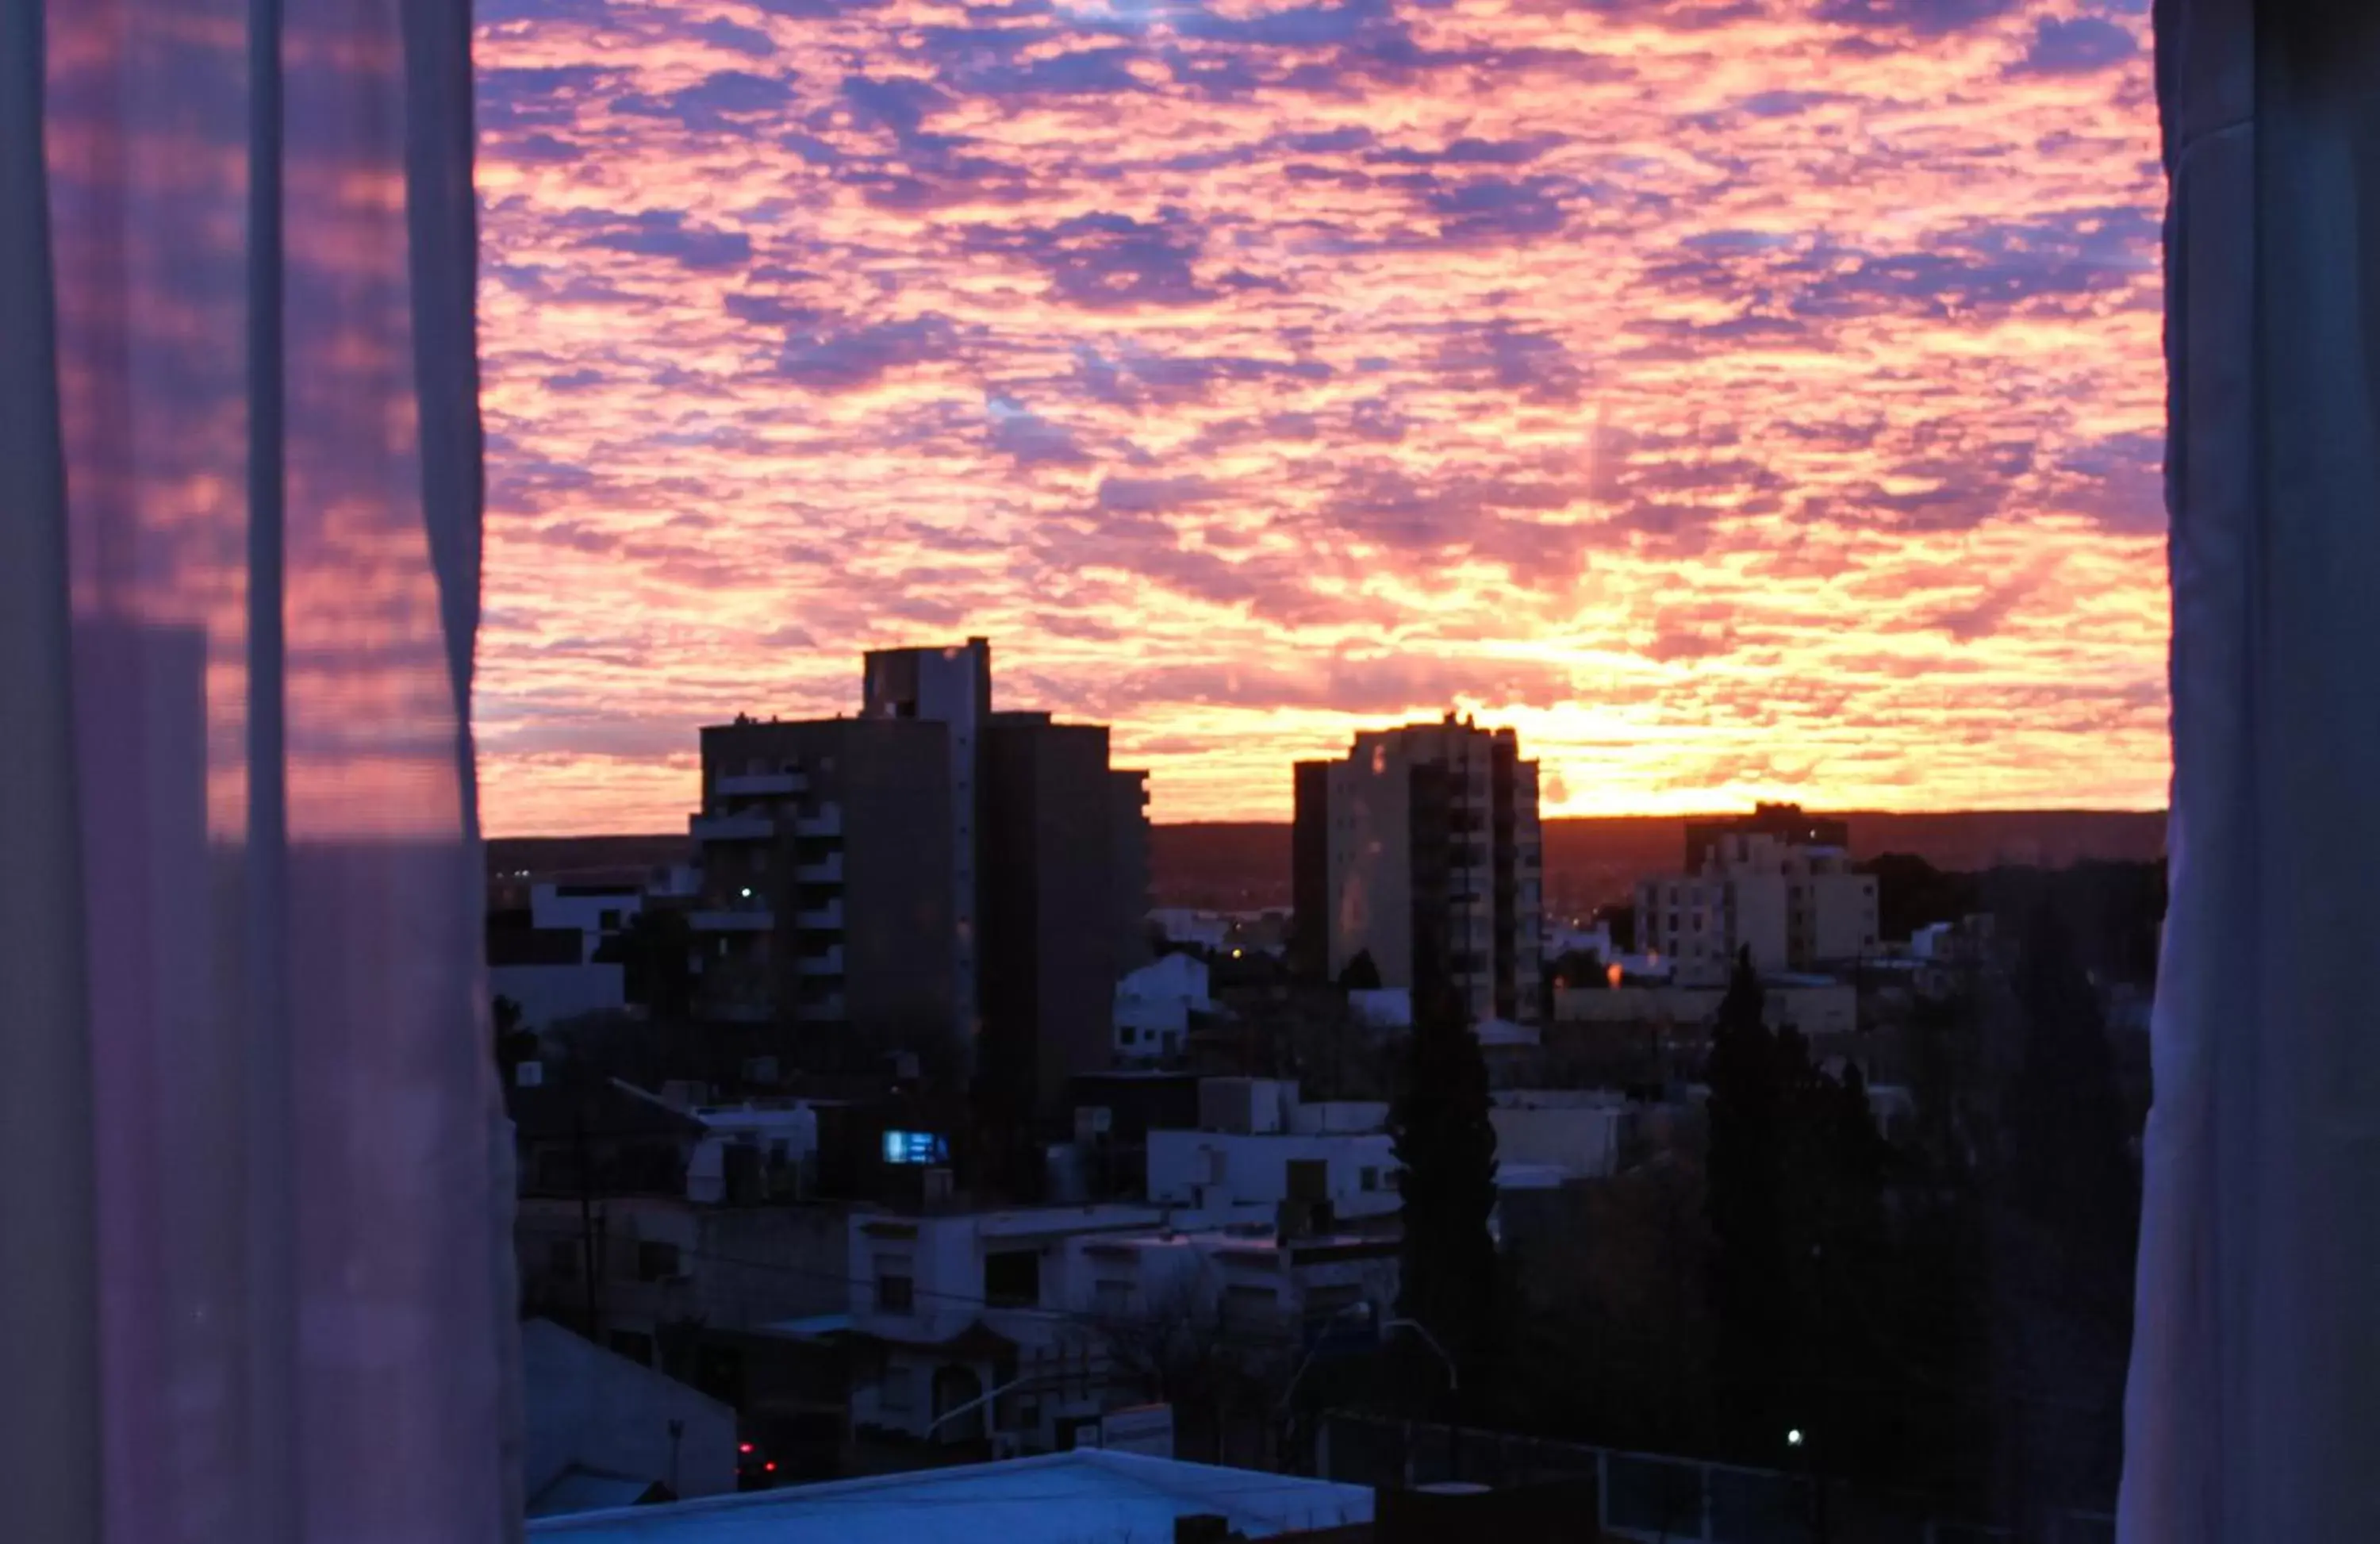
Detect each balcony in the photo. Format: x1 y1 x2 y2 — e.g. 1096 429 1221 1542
796 851 843 885
799 946 845 977
795 805 843 839
795 899 844 931
718 770 804 797
690 906 774 932
691 811 774 843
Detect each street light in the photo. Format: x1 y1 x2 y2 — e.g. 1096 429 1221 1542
1787 1427 1805 1448
1381 1317 1461 1483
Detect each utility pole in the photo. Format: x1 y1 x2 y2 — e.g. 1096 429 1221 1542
575 1094 600 1338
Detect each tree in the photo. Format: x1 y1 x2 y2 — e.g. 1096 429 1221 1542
1983 905 2140 1520
1703 949 1793 1458
493 993 538 1082
1388 992 1500 1397
599 907 695 1022
1336 949 1383 992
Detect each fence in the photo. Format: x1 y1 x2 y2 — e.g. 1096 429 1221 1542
1315 1414 2114 1544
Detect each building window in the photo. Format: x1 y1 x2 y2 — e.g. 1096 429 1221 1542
1360 1166 1380 1192
1093 1279 1134 1316
1119 1024 1136 1045
985 1249 1041 1308
876 1264 915 1313
880 1366 915 1413
637 1242 681 1281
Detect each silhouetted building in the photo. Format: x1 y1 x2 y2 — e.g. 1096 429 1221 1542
1299 716 1545 1025
862 638 992 1053
1291 759 1332 981
699 643 1150 1142
979 712 1133 1120
1112 768 1154 975
689 716 958 1075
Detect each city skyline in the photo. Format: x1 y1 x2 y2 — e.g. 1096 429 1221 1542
474 0 2165 835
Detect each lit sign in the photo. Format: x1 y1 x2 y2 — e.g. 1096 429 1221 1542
882 1130 949 1166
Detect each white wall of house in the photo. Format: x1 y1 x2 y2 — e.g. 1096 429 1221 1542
1489 1098 1626 1179
1288 1100 1391 1135
1063 1231 1399 1345
1115 953 1212 1062
685 1104 820 1203
518 1194 847 1347
532 883 646 962
521 1319 736 1510
1146 1129 1399 1212
846 1206 1165 1448
493 962 626 1032
1148 908 1230 950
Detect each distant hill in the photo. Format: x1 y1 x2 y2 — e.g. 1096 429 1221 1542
488 812 2167 916
1150 811 2167 914
488 834 688 887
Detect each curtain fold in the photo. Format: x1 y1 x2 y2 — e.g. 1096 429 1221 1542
2125 3 2380 1539
0 1 513 1540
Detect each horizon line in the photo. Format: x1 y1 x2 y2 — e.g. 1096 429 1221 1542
485 805 2171 842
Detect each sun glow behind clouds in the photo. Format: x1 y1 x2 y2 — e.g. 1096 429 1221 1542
473 0 2167 833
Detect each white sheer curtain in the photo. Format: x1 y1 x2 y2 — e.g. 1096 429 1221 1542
2125 2 2380 1539
0 1 517 1541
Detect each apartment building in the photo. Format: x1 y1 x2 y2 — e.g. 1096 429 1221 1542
1636 820 1879 988
1292 714 1545 1025
689 714 958 1071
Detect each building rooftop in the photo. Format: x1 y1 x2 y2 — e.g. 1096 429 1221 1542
858 1203 1166 1239
523 1449 1373 1542
509 1078 709 1143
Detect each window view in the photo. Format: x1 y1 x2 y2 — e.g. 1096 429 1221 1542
44 0 2344 1540
469 0 2166 1536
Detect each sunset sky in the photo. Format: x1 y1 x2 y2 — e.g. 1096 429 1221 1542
472 0 2167 835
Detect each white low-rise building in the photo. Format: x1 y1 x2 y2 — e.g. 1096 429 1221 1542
1491 1089 1630 1181
843 1204 1166 1450
1113 953 1213 1063
1145 1127 1400 1221
1147 908 1230 951
1065 1225 1400 1348
685 1101 820 1204
533 881 647 963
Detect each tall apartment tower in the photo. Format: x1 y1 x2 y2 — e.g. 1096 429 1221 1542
1293 715 1545 1025
1290 759 1332 981
862 638 992 1054
1111 769 1154 976
691 640 1149 1126
689 716 958 1074
978 713 1150 1120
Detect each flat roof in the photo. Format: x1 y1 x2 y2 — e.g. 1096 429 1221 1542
524 1449 1372 1542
